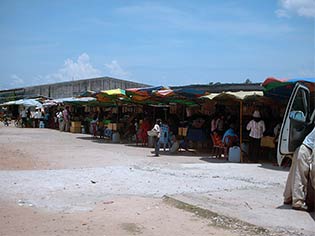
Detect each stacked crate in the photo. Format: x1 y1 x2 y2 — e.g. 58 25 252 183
70 121 82 133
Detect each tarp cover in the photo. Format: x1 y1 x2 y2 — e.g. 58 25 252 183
201 91 263 101
54 97 96 103
0 99 43 108
262 77 315 100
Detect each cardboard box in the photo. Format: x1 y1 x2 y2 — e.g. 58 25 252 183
178 127 183 136
70 126 81 133
107 123 123 131
260 136 275 148
112 123 122 131
178 127 188 136
182 127 188 136
71 121 81 128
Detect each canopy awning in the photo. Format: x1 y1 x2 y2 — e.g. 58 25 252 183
79 90 97 97
0 99 43 108
126 86 167 96
54 97 97 104
173 88 209 98
95 89 130 104
201 91 264 101
125 86 168 103
262 77 315 100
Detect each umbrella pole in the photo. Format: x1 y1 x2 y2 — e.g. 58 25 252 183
240 100 243 163
164 108 167 122
116 102 119 123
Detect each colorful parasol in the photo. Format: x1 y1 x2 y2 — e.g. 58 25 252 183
96 88 129 103
262 77 315 100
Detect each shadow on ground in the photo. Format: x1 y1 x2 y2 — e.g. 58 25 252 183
258 163 290 172
199 157 229 164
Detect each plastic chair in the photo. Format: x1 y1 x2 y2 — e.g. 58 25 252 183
210 133 227 159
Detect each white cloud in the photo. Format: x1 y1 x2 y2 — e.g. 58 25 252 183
32 54 131 87
6 54 130 90
277 0 315 18
104 60 129 79
46 53 102 82
10 74 24 87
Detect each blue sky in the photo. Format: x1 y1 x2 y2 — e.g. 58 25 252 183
0 0 314 89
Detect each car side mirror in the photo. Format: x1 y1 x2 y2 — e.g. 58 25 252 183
289 111 306 123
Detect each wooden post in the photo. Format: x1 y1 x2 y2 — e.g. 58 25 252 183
240 100 243 163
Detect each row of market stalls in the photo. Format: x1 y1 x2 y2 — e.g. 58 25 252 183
1 77 314 162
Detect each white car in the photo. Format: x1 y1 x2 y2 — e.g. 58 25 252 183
277 82 314 208
277 83 314 165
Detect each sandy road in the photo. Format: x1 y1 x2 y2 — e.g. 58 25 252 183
0 126 314 236
0 126 241 236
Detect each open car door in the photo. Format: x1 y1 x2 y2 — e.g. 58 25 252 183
277 83 312 165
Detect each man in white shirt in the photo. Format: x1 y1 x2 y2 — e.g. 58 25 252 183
20 108 27 128
56 109 64 131
152 119 161 157
33 108 42 128
246 110 266 162
284 126 315 211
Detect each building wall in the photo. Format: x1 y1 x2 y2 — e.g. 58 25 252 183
0 77 263 103
0 77 150 102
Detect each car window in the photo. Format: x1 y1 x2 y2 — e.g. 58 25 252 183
290 89 308 119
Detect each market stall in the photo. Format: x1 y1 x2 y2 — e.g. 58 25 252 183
201 91 266 162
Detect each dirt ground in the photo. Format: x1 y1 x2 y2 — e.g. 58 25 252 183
1 126 314 236
0 126 241 236
2 197 240 236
